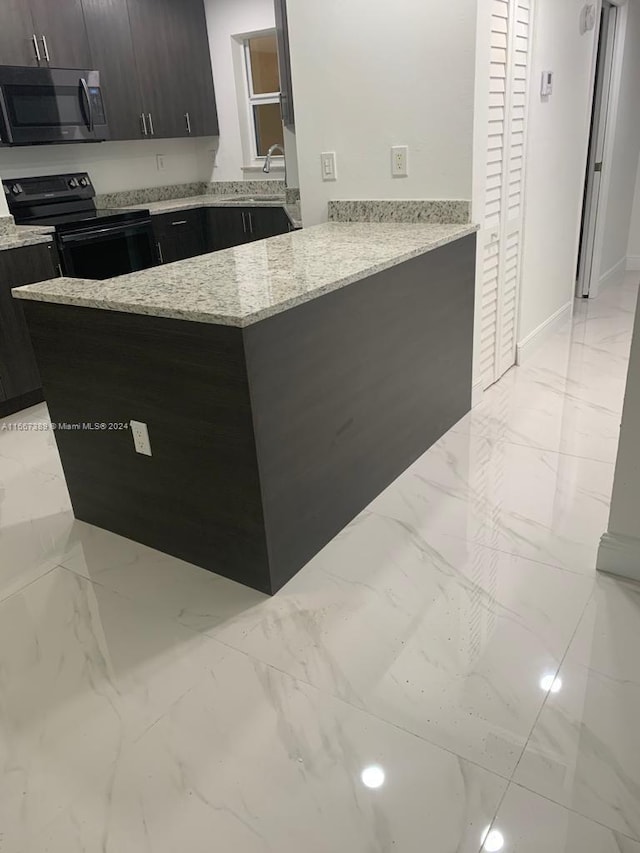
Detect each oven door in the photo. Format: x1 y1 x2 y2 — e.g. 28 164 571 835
0 66 109 145
58 221 158 280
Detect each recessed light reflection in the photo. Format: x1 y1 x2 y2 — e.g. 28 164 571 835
360 765 385 789
481 825 505 852
540 673 563 694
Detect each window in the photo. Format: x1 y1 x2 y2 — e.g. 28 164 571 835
243 33 284 160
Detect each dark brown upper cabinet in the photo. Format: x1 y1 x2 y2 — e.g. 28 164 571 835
180 0 219 137
274 0 295 127
0 0 41 66
0 0 90 68
82 0 143 140
29 0 92 68
127 0 218 140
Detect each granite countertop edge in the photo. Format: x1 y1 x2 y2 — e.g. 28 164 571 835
13 223 478 328
0 229 55 251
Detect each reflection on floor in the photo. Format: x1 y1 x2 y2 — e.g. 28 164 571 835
1 275 639 853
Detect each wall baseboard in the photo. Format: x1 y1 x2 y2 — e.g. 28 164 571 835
599 257 627 290
516 301 573 366
597 532 640 583
627 255 640 272
471 380 484 408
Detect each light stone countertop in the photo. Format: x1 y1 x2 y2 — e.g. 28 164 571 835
0 224 55 252
13 221 478 328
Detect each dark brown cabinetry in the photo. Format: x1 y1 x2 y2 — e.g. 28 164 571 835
153 207 292 265
0 242 59 416
0 0 218 142
206 208 252 252
29 0 92 68
180 0 219 138
0 0 91 68
126 0 218 140
82 0 143 141
0 0 40 66
274 0 295 127
154 209 206 265
206 207 292 253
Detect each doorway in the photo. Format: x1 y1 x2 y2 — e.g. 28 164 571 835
577 1 619 298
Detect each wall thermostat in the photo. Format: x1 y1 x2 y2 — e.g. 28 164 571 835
541 70 554 97
580 4 597 34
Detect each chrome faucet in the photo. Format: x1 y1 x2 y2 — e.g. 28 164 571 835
262 143 285 175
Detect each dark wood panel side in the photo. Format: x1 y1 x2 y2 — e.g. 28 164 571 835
0 242 58 404
23 301 272 593
244 235 476 591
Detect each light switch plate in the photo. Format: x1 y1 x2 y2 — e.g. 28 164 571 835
321 151 337 181
541 71 554 97
156 154 165 172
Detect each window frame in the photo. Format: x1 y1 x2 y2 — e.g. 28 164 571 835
242 32 284 164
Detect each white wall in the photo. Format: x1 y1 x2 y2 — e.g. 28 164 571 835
204 0 282 182
597 290 640 581
626 152 640 268
0 137 214 196
517 0 598 344
600 0 640 284
287 0 477 226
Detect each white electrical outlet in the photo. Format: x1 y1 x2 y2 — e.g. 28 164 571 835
391 146 409 177
321 151 337 181
156 154 165 171
130 420 152 456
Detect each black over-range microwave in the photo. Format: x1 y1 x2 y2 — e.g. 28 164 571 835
0 66 109 145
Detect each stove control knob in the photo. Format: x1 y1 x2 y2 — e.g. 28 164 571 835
68 178 79 188
79 177 90 187
11 183 22 195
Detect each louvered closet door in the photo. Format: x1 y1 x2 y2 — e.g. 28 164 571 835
479 0 532 389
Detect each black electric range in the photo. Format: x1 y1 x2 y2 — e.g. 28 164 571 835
3 172 158 280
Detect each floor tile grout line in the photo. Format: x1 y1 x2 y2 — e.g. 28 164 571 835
506 778 640 845
474 582 598 852
506 583 596 785
0 562 64 607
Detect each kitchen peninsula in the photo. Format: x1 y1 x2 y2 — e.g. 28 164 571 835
14 221 476 594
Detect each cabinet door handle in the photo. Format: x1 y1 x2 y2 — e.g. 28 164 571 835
57 263 63 277
140 113 148 136
157 242 164 263
171 220 188 226
241 212 247 233
147 113 154 135
32 34 41 62
41 35 50 62
185 112 191 134
248 213 254 234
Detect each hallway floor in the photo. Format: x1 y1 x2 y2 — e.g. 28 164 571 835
1 276 639 853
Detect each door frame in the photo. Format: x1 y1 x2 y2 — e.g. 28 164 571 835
577 0 629 299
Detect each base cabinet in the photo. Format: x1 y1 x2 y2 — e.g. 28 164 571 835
154 206 293 264
0 242 59 416
206 207 292 253
153 209 206 265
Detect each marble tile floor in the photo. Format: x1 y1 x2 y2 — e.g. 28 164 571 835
0 275 639 852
